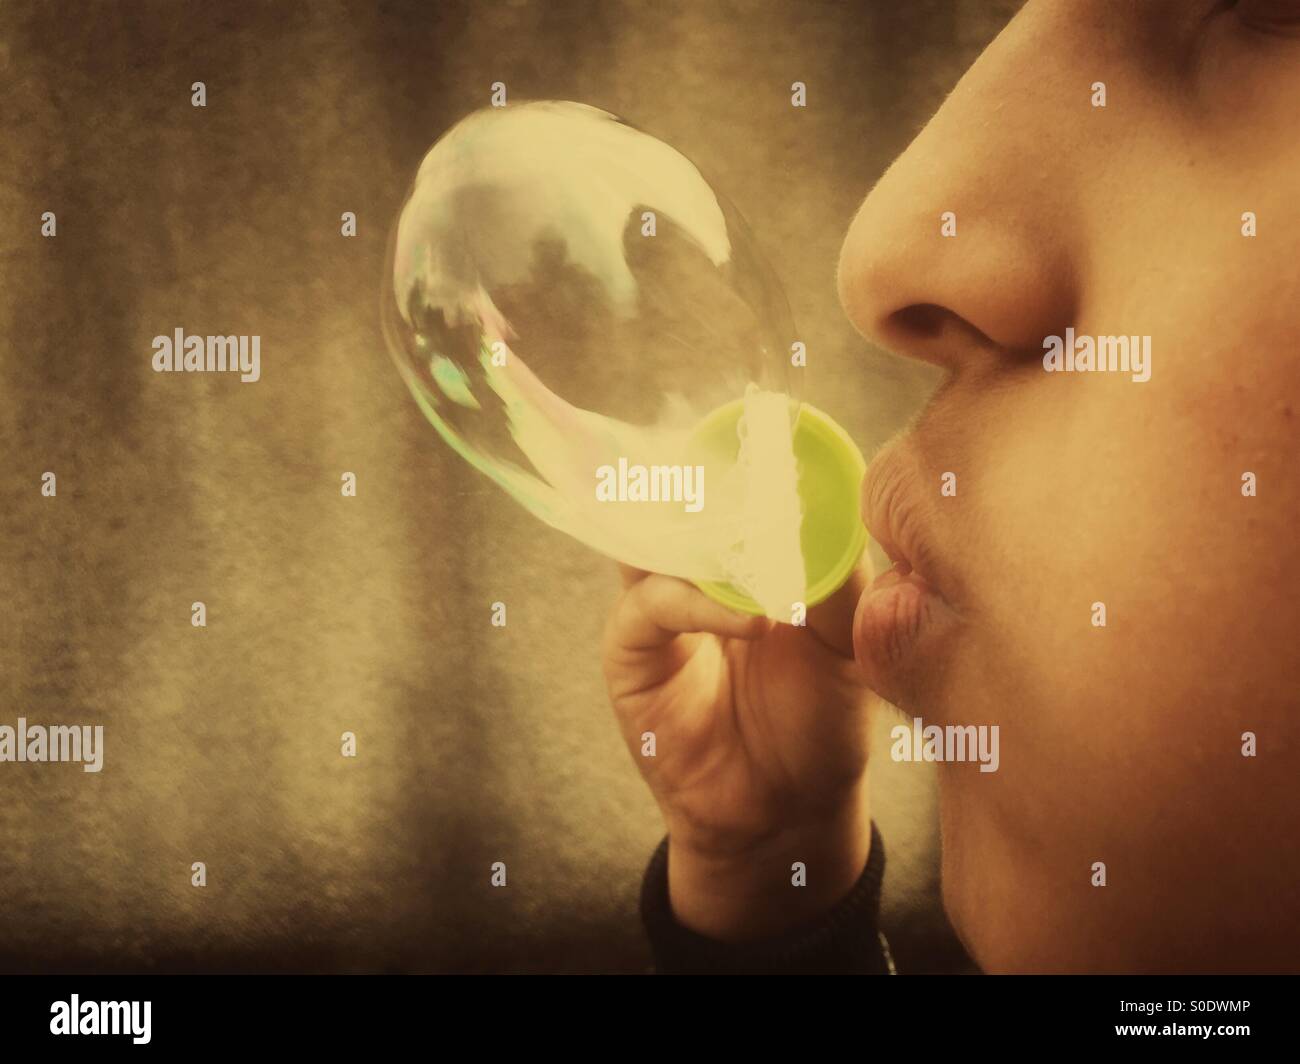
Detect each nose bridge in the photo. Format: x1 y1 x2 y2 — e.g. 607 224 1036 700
837 1 1086 362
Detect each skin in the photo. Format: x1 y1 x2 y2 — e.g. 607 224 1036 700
603 0 1300 973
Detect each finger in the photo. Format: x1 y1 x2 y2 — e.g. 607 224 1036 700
805 561 872 659
612 573 770 652
617 563 650 589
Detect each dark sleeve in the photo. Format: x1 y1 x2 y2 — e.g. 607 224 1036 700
640 821 893 974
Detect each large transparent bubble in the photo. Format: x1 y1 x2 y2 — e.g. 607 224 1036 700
382 101 808 617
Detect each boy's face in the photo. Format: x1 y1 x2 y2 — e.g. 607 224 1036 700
837 0 1300 972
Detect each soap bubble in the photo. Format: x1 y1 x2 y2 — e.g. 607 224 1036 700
382 101 810 617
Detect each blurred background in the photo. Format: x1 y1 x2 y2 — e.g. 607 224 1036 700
0 0 1020 973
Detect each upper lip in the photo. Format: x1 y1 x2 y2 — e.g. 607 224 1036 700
861 436 947 596
854 432 961 713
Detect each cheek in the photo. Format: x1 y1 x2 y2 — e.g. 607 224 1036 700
930 330 1300 964
956 309 1297 713
1006 345 1291 669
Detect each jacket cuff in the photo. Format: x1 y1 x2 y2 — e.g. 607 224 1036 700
640 821 890 974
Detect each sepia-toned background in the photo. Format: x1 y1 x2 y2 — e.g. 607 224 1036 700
0 0 1019 973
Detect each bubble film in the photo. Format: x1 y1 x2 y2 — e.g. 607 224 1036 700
383 101 805 616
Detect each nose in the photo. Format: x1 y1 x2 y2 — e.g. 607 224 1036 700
836 3 1081 373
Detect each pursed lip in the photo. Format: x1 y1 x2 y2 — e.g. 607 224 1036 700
852 436 960 711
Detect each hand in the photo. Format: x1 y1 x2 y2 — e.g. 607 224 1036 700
602 564 875 941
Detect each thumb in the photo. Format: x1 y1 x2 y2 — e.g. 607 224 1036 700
608 573 771 653
805 561 872 659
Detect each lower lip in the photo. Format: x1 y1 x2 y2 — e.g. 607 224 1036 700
852 562 950 709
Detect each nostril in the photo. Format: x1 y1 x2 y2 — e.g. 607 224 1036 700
889 304 953 340
882 302 1029 369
